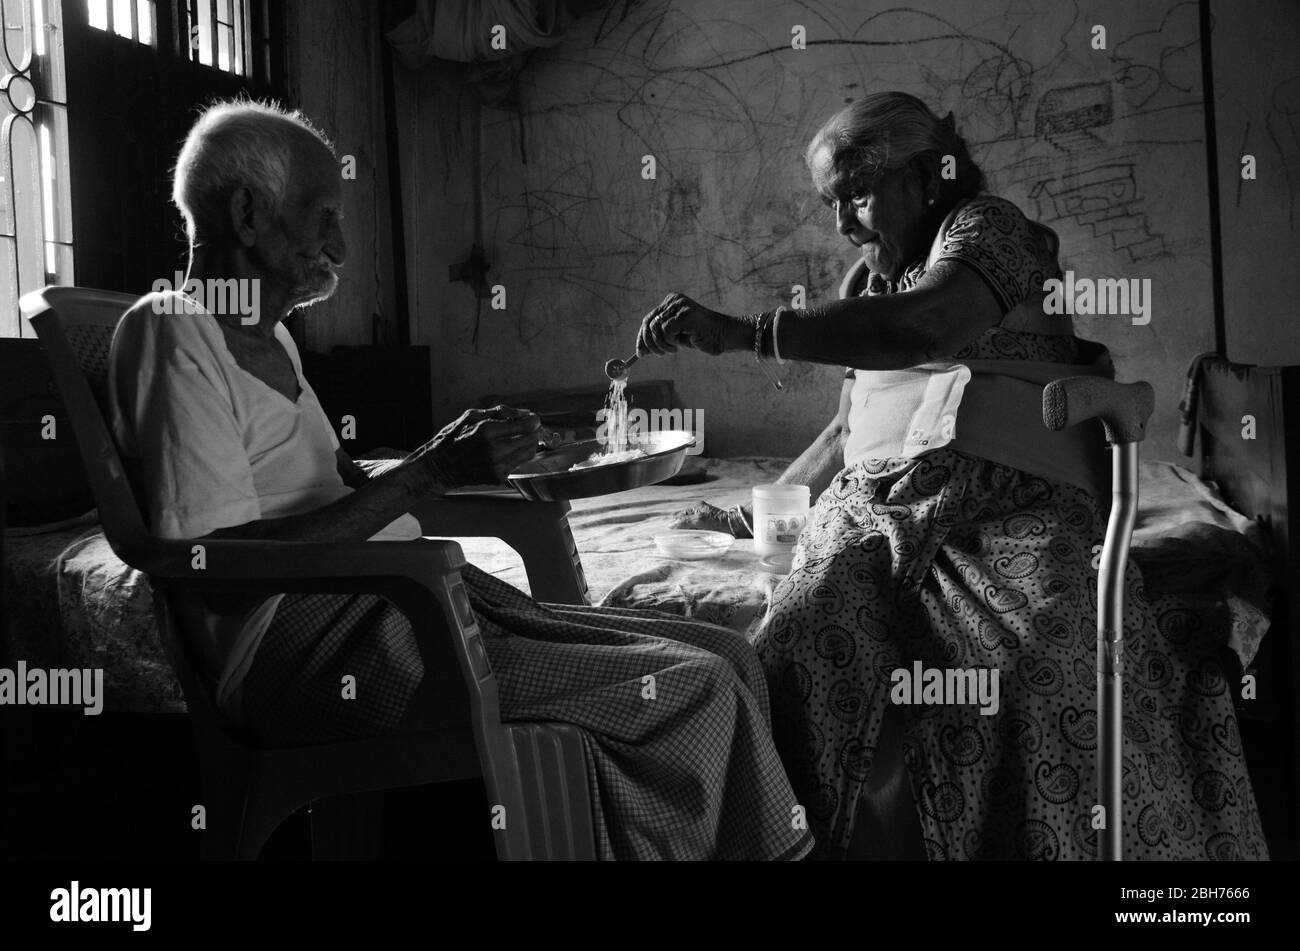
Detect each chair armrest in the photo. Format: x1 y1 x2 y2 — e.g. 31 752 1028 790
133 536 492 700
117 536 466 592
410 493 589 605
411 490 571 536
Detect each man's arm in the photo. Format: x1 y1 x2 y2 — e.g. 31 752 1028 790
336 448 406 488
205 458 445 544
205 411 540 545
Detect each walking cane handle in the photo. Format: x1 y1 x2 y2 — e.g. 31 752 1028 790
1042 377 1155 445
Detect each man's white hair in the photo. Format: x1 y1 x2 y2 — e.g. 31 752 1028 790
172 99 333 247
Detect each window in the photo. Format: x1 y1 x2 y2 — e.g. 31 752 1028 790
1 0 73 337
88 0 256 79
189 0 250 76
86 0 155 45
1 0 279 336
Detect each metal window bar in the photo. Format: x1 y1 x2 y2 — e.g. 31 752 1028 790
2 0 72 337
3 0 33 69
88 0 156 47
253 0 271 87
39 2 70 290
33 0 66 102
175 0 261 77
1 118 44 338
186 0 204 66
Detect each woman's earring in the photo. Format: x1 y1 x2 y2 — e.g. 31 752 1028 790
928 197 935 206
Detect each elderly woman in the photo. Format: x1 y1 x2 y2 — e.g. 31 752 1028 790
108 100 812 861
637 92 1266 860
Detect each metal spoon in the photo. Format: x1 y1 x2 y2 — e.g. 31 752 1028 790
604 353 639 380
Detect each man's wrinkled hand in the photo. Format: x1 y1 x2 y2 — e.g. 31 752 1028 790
409 405 541 489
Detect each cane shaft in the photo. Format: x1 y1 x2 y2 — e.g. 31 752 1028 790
1042 378 1150 861
1097 442 1139 861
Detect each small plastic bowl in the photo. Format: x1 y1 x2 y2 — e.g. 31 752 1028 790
653 530 734 560
758 551 795 574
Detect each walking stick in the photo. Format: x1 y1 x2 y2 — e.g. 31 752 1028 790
1043 377 1155 861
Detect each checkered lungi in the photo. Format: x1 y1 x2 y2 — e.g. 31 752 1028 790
240 563 814 861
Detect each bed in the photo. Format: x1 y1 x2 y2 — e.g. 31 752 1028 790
1 356 1295 853
0 456 1276 702
1180 357 1299 858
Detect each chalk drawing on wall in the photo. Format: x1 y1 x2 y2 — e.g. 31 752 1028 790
473 0 1205 366
1025 81 1168 263
1234 75 1300 230
431 0 1223 458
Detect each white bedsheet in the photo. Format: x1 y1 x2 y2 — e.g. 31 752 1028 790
3 457 1272 712
452 457 1273 670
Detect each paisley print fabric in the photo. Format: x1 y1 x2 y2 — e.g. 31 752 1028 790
935 195 1060 314
750 450 1268 860
848 194 1078 375
780 194 1264 859
949 326 1079 364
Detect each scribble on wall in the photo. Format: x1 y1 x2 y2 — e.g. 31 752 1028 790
1026 81 1167 263
1036 82 1115 135
446 0 1213 455
1259 75 1299 229
1029 164 1167 263
477 1 1202 349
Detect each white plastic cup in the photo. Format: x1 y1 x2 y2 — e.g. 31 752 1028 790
752 484 810 558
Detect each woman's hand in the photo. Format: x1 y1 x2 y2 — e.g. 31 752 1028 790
405 405 541 489
637 292 751 356
669 500 753 539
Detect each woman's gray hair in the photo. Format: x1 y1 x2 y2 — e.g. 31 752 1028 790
805 92 986 204
172 99 333 247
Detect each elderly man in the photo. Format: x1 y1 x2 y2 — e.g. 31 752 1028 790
108 100 812 861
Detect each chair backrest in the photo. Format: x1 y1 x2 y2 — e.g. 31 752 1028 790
18 286 153 560
18 287 226 707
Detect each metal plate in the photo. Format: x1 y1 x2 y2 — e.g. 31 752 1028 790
508 430 696 501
